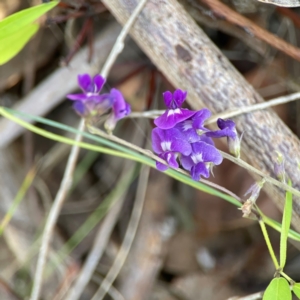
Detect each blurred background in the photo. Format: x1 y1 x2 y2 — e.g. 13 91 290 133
0 0 300 299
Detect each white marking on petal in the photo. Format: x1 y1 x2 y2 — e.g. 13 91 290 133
167 108 181 116
182 120 193 131
167 153 172 162
161 141 171 151
191 153 203 164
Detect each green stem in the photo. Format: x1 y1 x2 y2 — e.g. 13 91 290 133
280 271 293 283
259 220 279 269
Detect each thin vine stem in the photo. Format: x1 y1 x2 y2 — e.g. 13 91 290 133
259 220 279 269
2 107 300 242
220 151 300 199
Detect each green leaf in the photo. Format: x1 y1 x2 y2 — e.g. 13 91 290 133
0 1 58 39
0 23 38 65
263 278 291 300
280 180 293 269
293 283 300 299
0 1 58 64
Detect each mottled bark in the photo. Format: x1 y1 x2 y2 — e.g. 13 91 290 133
102 0 300 231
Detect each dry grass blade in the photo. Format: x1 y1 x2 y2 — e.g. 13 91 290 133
91 165 150 300
258 0 300 7
30 119 85 300
64 164 134 300
30 1 148 298
200 0 300 61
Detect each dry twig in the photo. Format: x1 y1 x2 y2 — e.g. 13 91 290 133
64 165 134 300
200 0 300 61
128 91 300 120
91 165 150 300
30 1 148 298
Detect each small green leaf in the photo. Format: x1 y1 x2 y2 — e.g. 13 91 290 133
280 180 293 268
0 1 58 39
293 283 300 299
0 23 38 65
263 278 291 300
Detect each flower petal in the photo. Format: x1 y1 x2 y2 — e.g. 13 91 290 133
73 101 86 116
152 128 164 154
173 89 187 107
78 74 92 92
217 118 235 130
163 152 179 169
175 120 200 143
66 93 88 101
191 142 223 165
156 154 168 171
156 161 168 171
93 74 105 93
110 88 131 120
152 127 189 154
163 91 172 108
199 135 215 146
192 108 211 131
191 162 210 181
206 118 237 139
181 155 194 171
154 108 196 129
206 128 236 139
170 138 191 156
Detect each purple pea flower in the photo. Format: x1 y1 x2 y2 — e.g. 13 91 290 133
105 88 131 132
206 118 240 158
154 89 196 129
152 127 192 171
181 141 223 181
175 108 211 143
67 74 112 117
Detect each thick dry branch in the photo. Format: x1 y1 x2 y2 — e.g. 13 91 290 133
102 0 300 231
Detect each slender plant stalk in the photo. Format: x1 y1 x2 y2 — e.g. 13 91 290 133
64 165 135 300
91 165 150 300
30 119 85 300
0 166 36 236
259 220 279 269
221 151 300 199
207 91 300 124
30 0 148 297
128 92 300 122
1 107 300 245
279 271 293 283
87 124 242 202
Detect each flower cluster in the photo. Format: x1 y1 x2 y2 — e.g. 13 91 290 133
152 89 240 181
67 74 131 132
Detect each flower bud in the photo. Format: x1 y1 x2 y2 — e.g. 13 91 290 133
244 178 265 203
274 151 285 183
228 133 241 159
240 179 265 217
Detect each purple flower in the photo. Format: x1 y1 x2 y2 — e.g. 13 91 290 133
206 118 240 157
67 74 111 116
206 119 236 139
175 108 212 143
105 88 131 132
67 74 106 102
154 89 196 129
181 141 223 181
152 127 192 171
